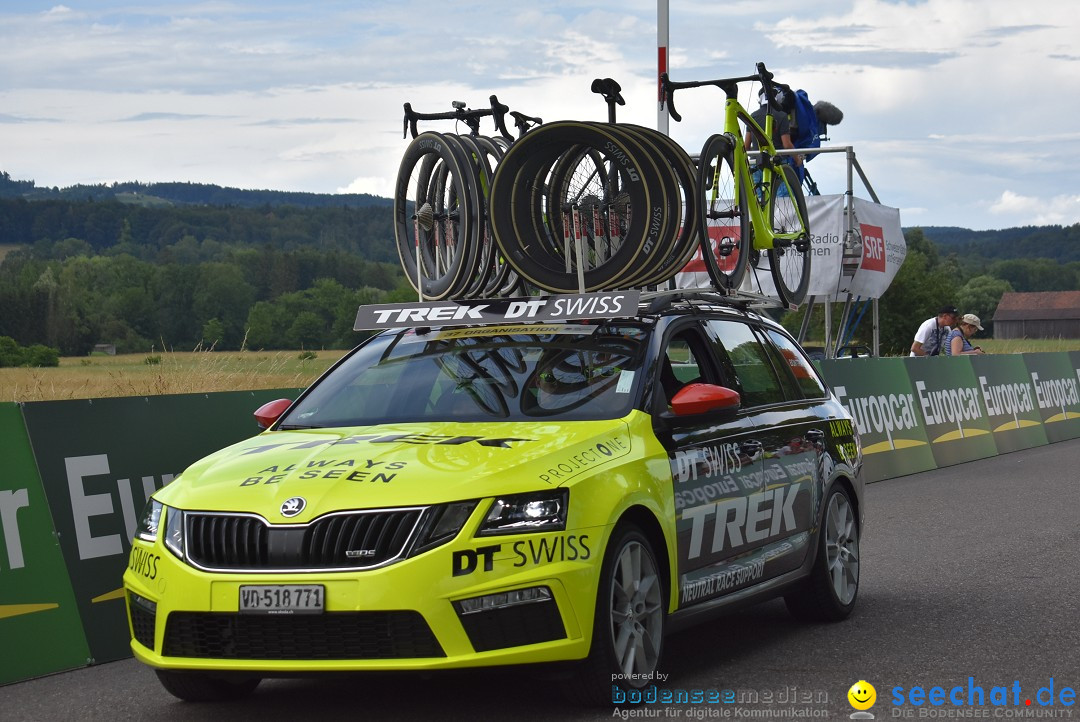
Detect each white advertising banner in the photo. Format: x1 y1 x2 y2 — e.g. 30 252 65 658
674 194 905 301
839 197 906 299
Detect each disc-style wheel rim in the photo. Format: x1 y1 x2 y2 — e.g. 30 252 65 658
609 540 663 678
825 492 859 605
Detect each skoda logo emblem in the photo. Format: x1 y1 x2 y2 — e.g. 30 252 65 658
280 497 307 518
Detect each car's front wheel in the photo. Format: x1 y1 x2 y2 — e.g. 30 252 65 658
785 483 860 622
155 670 261 702
569 523 666 705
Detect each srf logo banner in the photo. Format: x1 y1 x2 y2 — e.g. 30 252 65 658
859 224 886 273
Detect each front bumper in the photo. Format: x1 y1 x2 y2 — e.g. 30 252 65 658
123 525 606 673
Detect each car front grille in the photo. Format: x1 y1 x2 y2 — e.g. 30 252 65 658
162 611 445 660
184 508 424 571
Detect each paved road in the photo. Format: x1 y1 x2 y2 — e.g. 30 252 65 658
3 441 1078 721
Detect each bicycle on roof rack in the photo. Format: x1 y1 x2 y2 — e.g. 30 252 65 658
662 62 812 307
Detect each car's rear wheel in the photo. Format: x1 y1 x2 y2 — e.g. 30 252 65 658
155 670 261 702
784 483 860 622
568 524 666 705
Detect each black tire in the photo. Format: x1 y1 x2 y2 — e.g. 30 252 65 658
784 483 860 622
767 164 811 306
567 524 666 706
155 670 261 702
696 134 750 292
453 134 499 298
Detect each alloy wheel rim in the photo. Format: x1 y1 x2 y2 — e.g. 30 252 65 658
609 540 663 678
825 493 859 605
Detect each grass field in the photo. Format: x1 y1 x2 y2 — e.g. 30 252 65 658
975 338 1080 354
2 338 1077 403
0 349 342 402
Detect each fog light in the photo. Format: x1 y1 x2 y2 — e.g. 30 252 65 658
456 586 553 615
130 592 157 614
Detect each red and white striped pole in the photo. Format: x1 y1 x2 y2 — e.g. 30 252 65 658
657 0 669 136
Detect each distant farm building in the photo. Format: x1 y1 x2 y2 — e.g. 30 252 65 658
992 291 1080 339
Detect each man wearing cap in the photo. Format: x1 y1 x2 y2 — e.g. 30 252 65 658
910 306 959 356
944 313 985 356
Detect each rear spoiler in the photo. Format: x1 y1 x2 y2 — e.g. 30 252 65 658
354 291 640 331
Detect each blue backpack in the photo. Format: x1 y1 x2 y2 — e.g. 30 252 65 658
790 89 821 158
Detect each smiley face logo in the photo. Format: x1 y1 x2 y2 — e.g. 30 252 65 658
848 680 877 711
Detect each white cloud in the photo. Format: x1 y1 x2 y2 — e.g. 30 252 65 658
990 191 1080 226
3 1 1080 229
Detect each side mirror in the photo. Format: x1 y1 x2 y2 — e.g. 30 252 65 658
254 398 293 430
670 383 741 416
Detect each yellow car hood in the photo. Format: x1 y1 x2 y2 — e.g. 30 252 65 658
155 419 635 521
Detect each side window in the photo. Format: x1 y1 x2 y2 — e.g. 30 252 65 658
658 326 714 406
705 320 785 407
765 329 828 399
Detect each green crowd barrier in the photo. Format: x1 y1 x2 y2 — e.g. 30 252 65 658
0 403 91 686
817 352 1080 482
820 357 937 484
2 352 1079 687
3 389 302 684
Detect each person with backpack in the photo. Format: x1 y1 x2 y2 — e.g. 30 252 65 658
910 306 959 356
744 87 802 193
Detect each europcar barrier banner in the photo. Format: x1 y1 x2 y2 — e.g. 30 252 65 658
902 356 998 468
0 403 91 686
1024 352 1080 443
969 354 1049 454
20 389 302 665
821 358 937 483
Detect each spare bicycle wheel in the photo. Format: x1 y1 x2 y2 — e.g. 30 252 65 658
393 132 480 300
489 121 672 292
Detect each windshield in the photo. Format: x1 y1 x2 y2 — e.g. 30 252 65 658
279 324 649 426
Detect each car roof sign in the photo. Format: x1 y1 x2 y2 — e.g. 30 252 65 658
353 291 641 331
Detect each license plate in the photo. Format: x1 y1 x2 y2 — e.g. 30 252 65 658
239 585 324 614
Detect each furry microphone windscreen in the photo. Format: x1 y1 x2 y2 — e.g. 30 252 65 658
814 100 844 126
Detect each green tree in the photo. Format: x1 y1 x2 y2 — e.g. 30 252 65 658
876 231 958 355
201 318 225 348
286 311 325 349
192 263 256 350
956 275 1014 334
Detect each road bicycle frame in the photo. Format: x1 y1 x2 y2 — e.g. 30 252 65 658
715 89 805 253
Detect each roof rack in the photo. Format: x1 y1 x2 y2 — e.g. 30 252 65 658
638 288 792 315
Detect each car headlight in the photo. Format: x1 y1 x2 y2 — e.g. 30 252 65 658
412 501 478 554
135 499 164 542
478 489 568 536
163 506 184 559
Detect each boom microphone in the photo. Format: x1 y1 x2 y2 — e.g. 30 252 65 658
814 100 844 126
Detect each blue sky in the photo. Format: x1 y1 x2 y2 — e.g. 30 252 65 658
2 0 1078 230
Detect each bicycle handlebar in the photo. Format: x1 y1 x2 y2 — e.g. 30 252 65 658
402 95 516 140
660 62 788 122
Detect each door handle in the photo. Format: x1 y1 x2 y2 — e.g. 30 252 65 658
740 440 763 456
805 428 825 442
